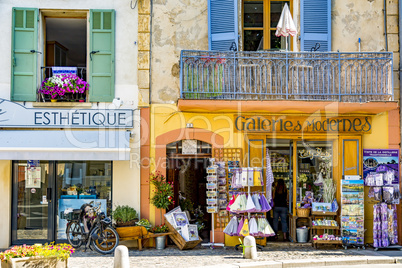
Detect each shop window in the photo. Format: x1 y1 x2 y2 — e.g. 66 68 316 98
11 8 115 102
243 0 291 51
56 161 112 240
296 141 332 203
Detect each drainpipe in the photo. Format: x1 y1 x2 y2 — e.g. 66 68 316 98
149 0 153 105
384 0 388 51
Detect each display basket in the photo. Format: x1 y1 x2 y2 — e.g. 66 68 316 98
296 207 311 217
164 216 202 250
64 211 80 221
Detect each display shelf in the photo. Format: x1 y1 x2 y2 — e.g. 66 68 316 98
311 226 339 230
313 239 342 249
289 213 311 243
311 211 337 216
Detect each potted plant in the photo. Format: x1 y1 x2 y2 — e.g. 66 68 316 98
0 243 74 268
150 171 174 225
112 205 139 239
39 74 89 102
150 224 169 250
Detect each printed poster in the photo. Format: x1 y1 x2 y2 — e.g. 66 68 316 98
363 149 399 184
25 167 41 188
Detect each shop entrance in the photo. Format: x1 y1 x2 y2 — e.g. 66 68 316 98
166 140 212 241
250 138 335 241
11 160 112 245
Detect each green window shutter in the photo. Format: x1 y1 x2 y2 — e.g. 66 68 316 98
11 8 38 101
89 9 115 102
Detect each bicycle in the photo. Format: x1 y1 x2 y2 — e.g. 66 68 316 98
65 201 120 254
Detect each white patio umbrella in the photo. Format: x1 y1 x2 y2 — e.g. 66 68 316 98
275 3 297 51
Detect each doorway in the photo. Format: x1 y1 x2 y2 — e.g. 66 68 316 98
166 140 212 241
263 138 334 241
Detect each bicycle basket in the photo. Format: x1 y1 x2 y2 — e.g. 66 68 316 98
65 211 80 221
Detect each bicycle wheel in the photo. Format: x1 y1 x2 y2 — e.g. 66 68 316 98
66 221 84 248
91 226 120 254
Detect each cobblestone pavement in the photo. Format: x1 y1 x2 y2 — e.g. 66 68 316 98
67 243 374 268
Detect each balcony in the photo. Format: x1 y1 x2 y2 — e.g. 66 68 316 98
180 51 393 102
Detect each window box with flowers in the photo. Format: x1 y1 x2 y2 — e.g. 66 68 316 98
0 243 74 268
38 74 89 102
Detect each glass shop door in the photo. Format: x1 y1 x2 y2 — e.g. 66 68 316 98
12 161 55 244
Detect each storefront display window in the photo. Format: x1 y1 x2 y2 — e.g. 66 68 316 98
56 161 112 239
296 141 333 205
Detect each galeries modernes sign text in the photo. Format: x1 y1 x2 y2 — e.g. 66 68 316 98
234 115 372 133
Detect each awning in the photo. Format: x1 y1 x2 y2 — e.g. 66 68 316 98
0 130 131 160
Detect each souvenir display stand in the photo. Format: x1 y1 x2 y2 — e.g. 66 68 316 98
223 148 276 249
341 177 365 250
311 211 341 248
363 149 401 251
366 174 401 251
203 162 225 249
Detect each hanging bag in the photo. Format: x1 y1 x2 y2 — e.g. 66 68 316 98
249 217 258 236
240 218 250 236
247 167 254 186
245 193 256 212
241 168 248 187
314 172 324 186
237 217 244 236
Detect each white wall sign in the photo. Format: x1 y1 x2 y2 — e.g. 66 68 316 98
182 140 197 154
0 99 133 128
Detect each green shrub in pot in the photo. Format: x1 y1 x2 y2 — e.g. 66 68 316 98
112 205 138 227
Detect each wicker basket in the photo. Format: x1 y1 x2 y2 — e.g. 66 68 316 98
296 207 311 217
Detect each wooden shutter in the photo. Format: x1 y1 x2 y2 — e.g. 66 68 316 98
11 8 38 101
208 0 238 51
89 10 115 102
300 0 331 52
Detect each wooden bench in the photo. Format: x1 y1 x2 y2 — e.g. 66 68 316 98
116 226 173 250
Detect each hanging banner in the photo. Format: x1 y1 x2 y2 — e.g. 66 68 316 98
363 149 399 184
234 115 372 133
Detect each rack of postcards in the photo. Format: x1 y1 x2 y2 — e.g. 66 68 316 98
223 166 275 239
341 176 365 249
204 160 226 248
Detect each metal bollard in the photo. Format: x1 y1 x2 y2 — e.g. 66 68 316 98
243 236 257 260
114 245 130 268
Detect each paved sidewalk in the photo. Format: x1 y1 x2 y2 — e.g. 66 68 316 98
67 242 402 268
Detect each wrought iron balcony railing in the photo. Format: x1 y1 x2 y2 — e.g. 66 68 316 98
180 51 393 102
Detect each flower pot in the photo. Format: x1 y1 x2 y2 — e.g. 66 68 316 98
78 99 85 102
1 257 67 268
50 99 58 102
155 235 166 250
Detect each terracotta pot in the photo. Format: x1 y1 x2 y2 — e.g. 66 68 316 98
1 257 67 268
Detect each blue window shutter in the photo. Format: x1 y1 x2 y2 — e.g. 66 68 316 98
300 0 331 52
11 7 38 101
208 0 238 51
89 9 115 102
